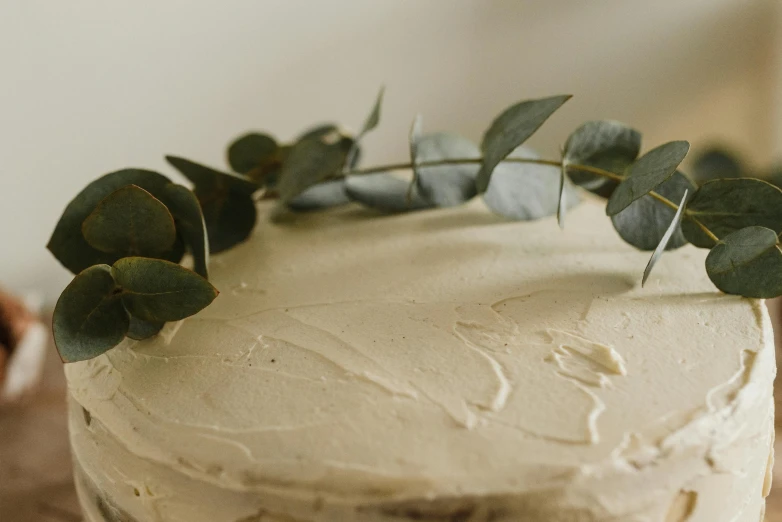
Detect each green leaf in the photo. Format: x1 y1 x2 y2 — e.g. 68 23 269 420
297 123 339 141
81 185 176 256
476 94 571 193
127 317 165 340
611 171 694 251
166 156 258 195
53 265 129 362
227 132 278 174
563 120 641 196
162 183 209 278
112 257 218 323
691 147 743 183
47 169 182 274
642 188 689 286
705 226 782 298
414 132 480 207
359 87 384 137
681 178 782 248
276 132 353 202
166 156 258 253
287 179 350 211
345 173 433 212
557 163 568 229
344 86 384 172
605 140 690 216
483 147 579 221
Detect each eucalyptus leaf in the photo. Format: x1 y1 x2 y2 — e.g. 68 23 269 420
127 317 165 341
642 189 689 286
227 132 278 174
53 265 129 363
202 189 257 253
476 94 571 193
81 185 176 256
563 120 641 195
605 140 690 216
557 165 568 229
691 147 743 183
276 132 353 202
705 226 782 298
287 179 350 211
166 156 258 253
414 132 480 207
345 173 433 212
359 86 384 137
297 123 339 141
611 171 694 251
47 169 183 274
344 87 384 172
483 147 579 221
112 257 218 323
162 183 209 278
409 114 423 174
681 178 782 248
166 156 258 195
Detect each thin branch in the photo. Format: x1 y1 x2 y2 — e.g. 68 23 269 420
304 155 722 244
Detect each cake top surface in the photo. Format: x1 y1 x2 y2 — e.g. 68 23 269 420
66 196 771 509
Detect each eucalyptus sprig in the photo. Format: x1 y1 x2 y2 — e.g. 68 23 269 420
48 170 217 362
49 88 782 364
232 90 782 299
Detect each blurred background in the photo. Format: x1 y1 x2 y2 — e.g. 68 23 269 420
1 1 781 520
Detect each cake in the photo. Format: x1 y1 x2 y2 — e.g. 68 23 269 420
65 196 775 522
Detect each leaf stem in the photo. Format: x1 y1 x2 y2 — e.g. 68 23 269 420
346 156 722 244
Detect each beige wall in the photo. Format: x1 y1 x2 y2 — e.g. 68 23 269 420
0 0 777 302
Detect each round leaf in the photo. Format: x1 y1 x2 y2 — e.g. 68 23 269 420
414 132 480 207
476 94 572 193
47 169 179 274
611 171 694 251
705 226 782 298
112 257 218 323
288 179 350 211
563 120 641 194
127 317 165 341
162 183 210 278
681 178 782 248
53 265 129 362
483 147 580 221
82 185 176 256
227 132 278 174
345 173 433 212
606 141 690 216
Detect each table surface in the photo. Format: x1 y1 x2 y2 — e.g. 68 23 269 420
2 344 782 522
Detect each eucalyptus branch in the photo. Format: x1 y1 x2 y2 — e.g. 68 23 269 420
345 156 722 244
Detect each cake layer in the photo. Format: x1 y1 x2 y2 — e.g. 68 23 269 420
66 197 775 522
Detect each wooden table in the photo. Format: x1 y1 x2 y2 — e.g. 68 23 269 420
2 347 782 522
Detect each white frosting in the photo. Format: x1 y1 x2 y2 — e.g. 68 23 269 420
65 197 775 522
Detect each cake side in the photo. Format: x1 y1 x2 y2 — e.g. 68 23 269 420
66 198 775 521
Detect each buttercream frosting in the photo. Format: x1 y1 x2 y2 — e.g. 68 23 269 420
65 196 775 522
